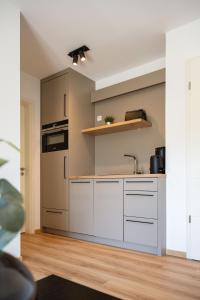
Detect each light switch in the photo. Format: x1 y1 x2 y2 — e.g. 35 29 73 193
97 115 102 122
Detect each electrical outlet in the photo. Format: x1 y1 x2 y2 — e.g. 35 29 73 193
97 115 102 122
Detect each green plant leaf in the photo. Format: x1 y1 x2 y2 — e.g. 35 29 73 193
0 139 19 152
0 230 17 250
0 179 24 249
0 179 22 203
104 116 114 123
0 159 8 167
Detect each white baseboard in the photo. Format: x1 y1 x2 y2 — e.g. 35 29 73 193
166 249 186 258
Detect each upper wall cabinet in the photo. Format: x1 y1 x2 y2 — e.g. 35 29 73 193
41 73 68 125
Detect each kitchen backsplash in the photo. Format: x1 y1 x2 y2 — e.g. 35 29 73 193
94 83 165 175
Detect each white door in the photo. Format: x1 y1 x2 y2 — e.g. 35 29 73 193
187 57 200 260
20 103 30 232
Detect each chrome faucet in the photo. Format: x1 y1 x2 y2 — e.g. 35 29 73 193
124 154 138 174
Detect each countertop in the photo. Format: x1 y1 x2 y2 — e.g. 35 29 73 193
69 174 166 180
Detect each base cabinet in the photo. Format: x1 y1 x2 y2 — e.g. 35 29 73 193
94 179 123 240
66 177 166 255
42 208 69 231
69 180 93 235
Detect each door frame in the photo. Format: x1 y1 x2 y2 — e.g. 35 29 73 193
186 59 191 259
186 57 200 259
21 100 35 233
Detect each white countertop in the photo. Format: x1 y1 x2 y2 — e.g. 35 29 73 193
69 174 166 180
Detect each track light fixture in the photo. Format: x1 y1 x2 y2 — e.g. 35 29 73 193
68 45 89 66
80 51 86 62
72 54 78 65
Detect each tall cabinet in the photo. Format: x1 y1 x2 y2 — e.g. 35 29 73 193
41 68 95 232
41 73 68 124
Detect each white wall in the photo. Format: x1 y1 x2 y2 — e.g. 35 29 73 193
21 71 41 231
96 58 165 90
0 1 20 257
166 18 200 252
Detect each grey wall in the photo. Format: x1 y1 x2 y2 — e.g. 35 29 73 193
95 83 165 175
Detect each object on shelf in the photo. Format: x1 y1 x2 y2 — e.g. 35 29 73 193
104 116 115 125
125 109 147 121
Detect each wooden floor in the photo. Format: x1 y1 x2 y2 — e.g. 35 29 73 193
22 233 200 300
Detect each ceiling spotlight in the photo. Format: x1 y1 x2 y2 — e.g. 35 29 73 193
68 45 90 66
80 51 86 62
72 54 78 66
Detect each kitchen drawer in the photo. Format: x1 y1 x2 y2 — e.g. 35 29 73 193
42 209 68 231
124 178 157 191
124 191 157 219
124 216 157 247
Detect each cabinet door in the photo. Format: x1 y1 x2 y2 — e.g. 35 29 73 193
69 180 93 235
124 216 157 247
41 74 68 125
94 179 123 240
41 150 68 210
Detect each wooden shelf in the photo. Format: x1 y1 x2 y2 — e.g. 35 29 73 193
81 118 152 136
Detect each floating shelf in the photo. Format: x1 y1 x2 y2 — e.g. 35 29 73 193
81 118 152 136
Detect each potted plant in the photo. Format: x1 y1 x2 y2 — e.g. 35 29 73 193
0 139 36 300
104 116 114 125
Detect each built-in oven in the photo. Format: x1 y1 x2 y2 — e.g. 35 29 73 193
41 120 68 153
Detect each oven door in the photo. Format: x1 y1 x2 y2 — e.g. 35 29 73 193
42 129 68 152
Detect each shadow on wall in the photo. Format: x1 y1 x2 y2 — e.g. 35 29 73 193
20 15 64 78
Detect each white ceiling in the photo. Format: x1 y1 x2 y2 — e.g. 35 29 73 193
11 0 200 80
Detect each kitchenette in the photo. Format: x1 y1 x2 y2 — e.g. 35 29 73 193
40 67 166 256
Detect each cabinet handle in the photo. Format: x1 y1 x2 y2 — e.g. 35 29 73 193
125 180 154 183
95 180 120 183
64 94 67 117
126 193 154 197
64 156 67 179
126 219 154 225
46 210 63 214
71 181 91 184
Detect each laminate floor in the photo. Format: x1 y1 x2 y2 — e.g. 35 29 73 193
21 233 200 300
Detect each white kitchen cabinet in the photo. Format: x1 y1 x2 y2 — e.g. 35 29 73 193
68 176 165 255
69 180 93 235
94 179 123 240
124 177 166 255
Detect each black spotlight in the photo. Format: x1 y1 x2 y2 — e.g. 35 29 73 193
68 45 89 65
72 54 78 66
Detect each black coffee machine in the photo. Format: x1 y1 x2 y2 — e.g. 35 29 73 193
150 147 165 174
